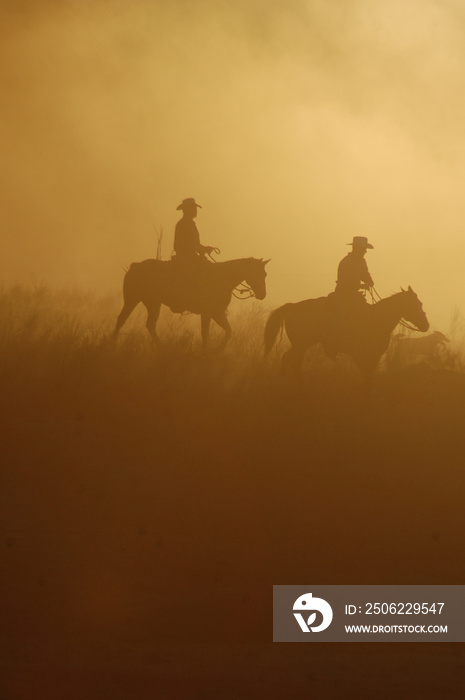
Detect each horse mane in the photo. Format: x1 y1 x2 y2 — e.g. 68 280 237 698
371 288 411 309
214 257 259 266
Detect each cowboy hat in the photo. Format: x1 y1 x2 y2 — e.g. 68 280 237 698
176 198 202 211
347 236 373 249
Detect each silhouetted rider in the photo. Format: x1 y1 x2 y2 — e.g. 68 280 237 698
170 197 218 313
335 236 374 300
173 198 216 263
326 236 374 359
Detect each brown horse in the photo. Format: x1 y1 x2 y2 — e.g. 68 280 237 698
114 257 269 351
264 287 429 381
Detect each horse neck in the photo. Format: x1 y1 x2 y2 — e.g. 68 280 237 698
375 292 406 332
217 258 252 290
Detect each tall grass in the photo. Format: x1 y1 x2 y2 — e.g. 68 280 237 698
1 283 464 400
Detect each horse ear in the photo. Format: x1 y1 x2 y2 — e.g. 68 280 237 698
263 259 271 266
408 285 413 292
401 286 406 292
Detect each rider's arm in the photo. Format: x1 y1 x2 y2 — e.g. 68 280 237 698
188 228 212 255
360 259 374 288
199 244 215 255
191 223 211 255
193 227 215 256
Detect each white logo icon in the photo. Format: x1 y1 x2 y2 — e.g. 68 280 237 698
293 592 333 632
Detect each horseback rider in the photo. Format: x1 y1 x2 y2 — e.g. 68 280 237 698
326 236 374 358
170 197 218 312
173 198 216 264
335 236 374 301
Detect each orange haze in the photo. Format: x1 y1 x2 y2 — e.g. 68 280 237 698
2 0 465 327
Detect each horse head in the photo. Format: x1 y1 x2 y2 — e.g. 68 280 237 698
400 286 430 332
244 258 270 300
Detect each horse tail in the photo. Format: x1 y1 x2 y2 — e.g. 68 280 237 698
264 304 290 355
122 262 142 305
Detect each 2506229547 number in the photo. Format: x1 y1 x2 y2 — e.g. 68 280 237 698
365 603 444 615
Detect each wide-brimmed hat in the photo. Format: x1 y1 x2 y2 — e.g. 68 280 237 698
347 236 373 249
176 197 202 211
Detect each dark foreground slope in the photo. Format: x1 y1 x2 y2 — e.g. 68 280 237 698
0 288 464 699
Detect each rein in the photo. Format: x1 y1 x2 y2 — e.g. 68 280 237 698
370 286 422 333
206 248 221 262
232 283 255 300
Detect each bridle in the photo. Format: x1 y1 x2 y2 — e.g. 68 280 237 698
232 283 255 300
368 286 423 333
206 250 257 300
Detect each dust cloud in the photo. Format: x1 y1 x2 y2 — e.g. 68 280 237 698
2 0 465 325
2 3 465 696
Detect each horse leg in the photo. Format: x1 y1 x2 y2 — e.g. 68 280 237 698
201 314 211 354
113 301 138 338
212 311 232 352
145 301 162 346
282 346 305 377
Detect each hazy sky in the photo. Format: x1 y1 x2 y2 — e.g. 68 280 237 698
2 0 465 327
